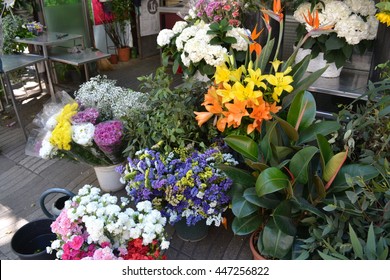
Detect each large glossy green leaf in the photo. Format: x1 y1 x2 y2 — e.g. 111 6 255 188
224 135 258 161
274 146 294 162
231 214 263 235
244 159 269 172
273 115 299 141
323 151 347 182
289 146 318 184
313 175 326 201
217 165 256 187
298 121 341 144
294 196 326 219
288 67 328 101
316 134 334 167
287 90 316 131
273 200 296 236
255 167 290 197
257 39 275 72
232 196 259 218
332 164 380 187
291 55 311 87
260 121 278 163
259 219 295 259
243 188 280 209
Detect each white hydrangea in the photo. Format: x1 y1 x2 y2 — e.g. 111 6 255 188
227 27 248 51
71 123 94 146
335 14 369 45
157 28 175 47
321 1 351 26
176 25 199 51
344 0 376 16
366 15 379 40
172 21 188 34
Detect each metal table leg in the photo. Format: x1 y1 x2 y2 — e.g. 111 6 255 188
0 73 28 141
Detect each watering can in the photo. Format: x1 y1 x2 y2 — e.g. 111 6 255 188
11 188 75 260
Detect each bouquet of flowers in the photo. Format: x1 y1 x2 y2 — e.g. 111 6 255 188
47 185 170 260
157 2 249 77
119 142 238 226
25 91 125 166
25 21 44 36
293 0 379 69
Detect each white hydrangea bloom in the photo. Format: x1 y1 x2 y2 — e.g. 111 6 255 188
176 25 199 50
172 21 188 34
366 15 379 40
293 2 313 23
321 1 351 26
344 0 376 16
335 14 369 45
157 29 175 47
227 27 248 51
72 123 94 146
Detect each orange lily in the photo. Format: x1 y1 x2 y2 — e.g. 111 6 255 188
224 98 249 128
248 25 263 56
194 111 214 127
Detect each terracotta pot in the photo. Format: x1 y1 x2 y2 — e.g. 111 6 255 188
117 47 130 62
109 54 119 64
249 231 267 260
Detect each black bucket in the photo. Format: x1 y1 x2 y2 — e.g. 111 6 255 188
11 218 57 260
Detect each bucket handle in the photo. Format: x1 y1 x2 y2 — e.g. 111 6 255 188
40 188 75 219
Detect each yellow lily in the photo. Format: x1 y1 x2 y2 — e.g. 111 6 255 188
266 60 294 102
216 82 236 104
214 64 231 84
244 62 267 90
231 81 263 104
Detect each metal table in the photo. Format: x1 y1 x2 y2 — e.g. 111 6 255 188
0 54 47 140
14 32 84 100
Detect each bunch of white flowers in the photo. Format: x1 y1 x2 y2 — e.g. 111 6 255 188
294 0 378 45
74 75 147 121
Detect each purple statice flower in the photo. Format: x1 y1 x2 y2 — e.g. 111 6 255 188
72 108 99 124
94 120 123 153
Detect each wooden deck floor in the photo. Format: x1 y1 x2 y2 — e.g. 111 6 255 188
0 55 251 260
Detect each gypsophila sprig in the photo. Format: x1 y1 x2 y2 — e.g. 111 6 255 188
120 142 238 226
74 75 147 122
47 185 169 260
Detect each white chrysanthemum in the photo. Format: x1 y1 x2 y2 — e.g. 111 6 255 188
293 2 313 23
227 28 248 51
366 15 379 40
157 28 175 47
72 123 94 146
335 14 369 45
344 0 377 16
39 131 57 159
44 113 59 130
321 1 351 26
172 21 188 34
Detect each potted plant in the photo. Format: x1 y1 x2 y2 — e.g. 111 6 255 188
119 142 238 241
47 184 170 259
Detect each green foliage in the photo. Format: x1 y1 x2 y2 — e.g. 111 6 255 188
122 67 216 157
1 14 33 54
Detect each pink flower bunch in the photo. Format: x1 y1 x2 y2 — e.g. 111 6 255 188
194 0 242 26
94 120 124 158
72 107 99 124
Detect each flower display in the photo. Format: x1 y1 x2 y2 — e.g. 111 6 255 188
120 142 238 226
157 1 249 78
25 92 126 166
376 1 390 26
185 0 242 27
293 0 379 68
25 21 44 35
47 185 169 260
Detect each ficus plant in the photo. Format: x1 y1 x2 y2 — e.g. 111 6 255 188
219 89 353 259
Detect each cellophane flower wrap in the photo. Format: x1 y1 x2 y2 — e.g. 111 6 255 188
25 91 126 166
47 184 170 260
293 0 379 68
119 142 238 226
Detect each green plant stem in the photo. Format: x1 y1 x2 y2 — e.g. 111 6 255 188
273 19 284 62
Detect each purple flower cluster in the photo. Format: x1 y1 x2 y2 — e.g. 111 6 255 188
94 120 124 154
121 144 238 226
194 0 241 26
72 108 99 124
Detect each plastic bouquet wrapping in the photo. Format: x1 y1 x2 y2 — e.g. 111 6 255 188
47 185 170 260
25 91 125 166
119 142 238 227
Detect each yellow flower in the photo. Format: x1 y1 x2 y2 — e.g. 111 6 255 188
50 103 78 150
231 81 263 104
376 12 390 26
214 64 231 84
266 60 294 102
216 82 236 104
244 64 267 90
230 65 245 82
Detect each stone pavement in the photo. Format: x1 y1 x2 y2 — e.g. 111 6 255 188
0 55 252 260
